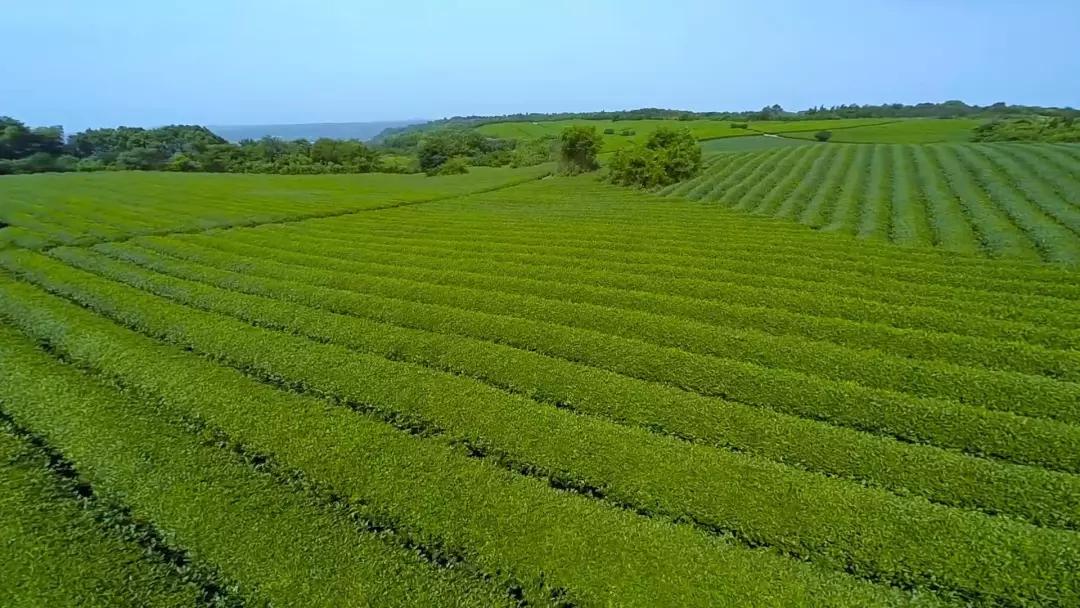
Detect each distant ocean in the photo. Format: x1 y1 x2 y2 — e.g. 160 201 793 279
208 120 426 143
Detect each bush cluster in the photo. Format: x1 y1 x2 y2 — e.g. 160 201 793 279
607 127 702 188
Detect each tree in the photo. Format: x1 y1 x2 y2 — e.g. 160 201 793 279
434 156 469 175
558 126 602 174
608 127 702 188
814 130 833 142
645 127 702 182
166 153 201 172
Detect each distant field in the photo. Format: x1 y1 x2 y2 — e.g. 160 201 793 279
476 119 755 151
662 142 1080 263
476 117 960 150
778 118 982 143
748 118 901 134
2 164 1080 606
0 166 550 250
702 135 815 154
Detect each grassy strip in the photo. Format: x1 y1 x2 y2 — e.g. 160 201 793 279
707 148 801 202
0 326 519 608
992 145 1080 224
752 143 829 216
972 146 1080 236
930 145 1043 260
52 244 1080 530
891 145 934 247
3 265 1076 606
774 143 839 220
858 144 893 240
910 145 982 253
0 425 205 608
823 143 873 233
800 144 857 226
953 144 1080 264
1020 145 1080 198
0 278 934 608
729 145 809 211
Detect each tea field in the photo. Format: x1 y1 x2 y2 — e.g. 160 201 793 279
663 142 1080 262
2 164 1079 607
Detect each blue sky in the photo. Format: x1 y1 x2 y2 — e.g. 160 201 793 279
4 1 1078 131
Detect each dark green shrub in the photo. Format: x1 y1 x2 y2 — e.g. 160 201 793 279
558 126 602 175
431 156 469 176
608 127 702 188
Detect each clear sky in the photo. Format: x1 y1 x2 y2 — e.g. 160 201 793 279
4 1 1078 131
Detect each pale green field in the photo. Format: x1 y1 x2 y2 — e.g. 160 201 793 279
702 135 815 154
476 117 953 150
777 119 982 143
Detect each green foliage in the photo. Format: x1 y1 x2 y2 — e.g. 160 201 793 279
609 127 702 187
557 125 602 175
972 115 1080 142
431 156 469 176
815 130 833 142
603 128 616 135
607 146 665 187
0 117 64 165
508 135 556 167
417 129 513 173
1 116 389 175
164 152 200 172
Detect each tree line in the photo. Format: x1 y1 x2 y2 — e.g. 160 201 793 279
1 115 560 176
972 115 1080 142
372 100 1079 141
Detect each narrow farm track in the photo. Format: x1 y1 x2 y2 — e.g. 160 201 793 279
670 142 1080 262
3 167 1080 606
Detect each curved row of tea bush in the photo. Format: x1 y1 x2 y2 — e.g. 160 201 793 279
3 262 1080 606
121 234 1080 385
0 273 941 608
0 427 202 608
0 324 514 608
48 244 1080 530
